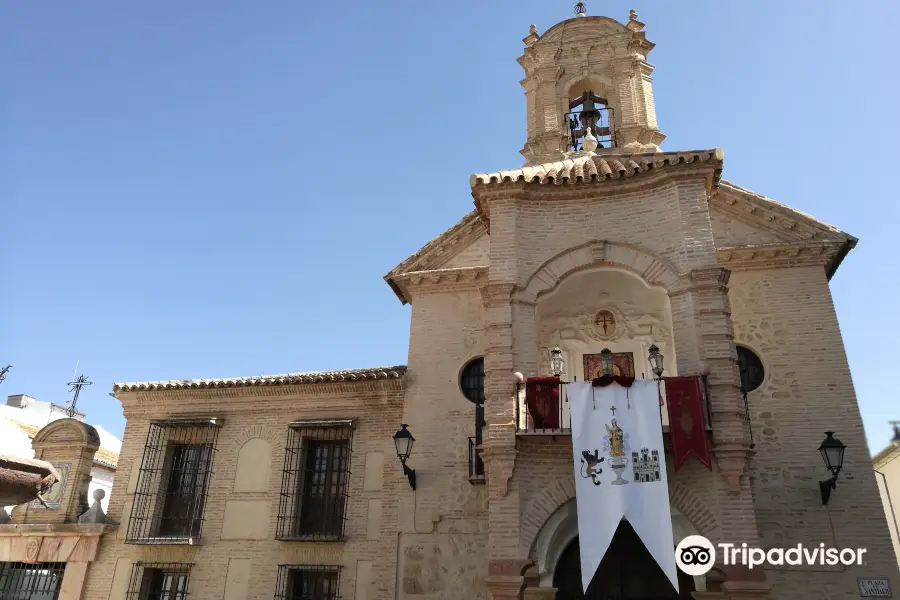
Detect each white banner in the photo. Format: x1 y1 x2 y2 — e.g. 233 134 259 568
569 380 678 593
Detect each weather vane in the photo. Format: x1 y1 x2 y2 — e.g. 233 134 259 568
0 365 11 385
66 373 92 418
575 2 587 16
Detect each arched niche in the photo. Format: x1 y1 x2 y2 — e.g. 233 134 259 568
233 438 272 493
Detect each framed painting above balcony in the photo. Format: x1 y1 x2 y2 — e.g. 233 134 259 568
583 353 635 380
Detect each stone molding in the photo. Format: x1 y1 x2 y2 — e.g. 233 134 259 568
519 240 684 302
716 241 845 274
118 379 406 406
0 523 115 563
517 476 720 556
389 266 487 304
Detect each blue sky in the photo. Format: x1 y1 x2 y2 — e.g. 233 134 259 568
3 1 899 454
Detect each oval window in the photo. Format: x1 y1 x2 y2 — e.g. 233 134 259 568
736 346 764 393
460 358 485 405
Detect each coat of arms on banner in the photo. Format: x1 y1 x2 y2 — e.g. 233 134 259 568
604 415 630 485
580 450 605 485
584 352 635 380
631 448 661 482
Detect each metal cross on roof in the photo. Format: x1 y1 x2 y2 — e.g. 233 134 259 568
0 365 11 385
574 1 586 16
66 373 92 418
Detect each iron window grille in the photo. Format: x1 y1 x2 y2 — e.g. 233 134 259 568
274 565 341 600
126 418 221 545
126 562 192 600
459 358 484 404
0 562 65 600
276 420 354 541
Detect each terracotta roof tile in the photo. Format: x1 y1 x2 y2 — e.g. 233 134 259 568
470 149 723 188
112 365 408 392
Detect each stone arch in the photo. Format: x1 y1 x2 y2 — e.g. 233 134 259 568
520 241 685 303
32 418 101 449
520 476 719 557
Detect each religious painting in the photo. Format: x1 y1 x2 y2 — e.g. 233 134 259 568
32 463 70 509
583 352 635 380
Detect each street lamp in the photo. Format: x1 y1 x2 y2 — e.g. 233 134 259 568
393 424 417 490
549 347 565 377
647 345 665 380
600 349 614 376
818 431 847 505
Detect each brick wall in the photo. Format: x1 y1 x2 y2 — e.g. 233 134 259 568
82 382 404 600
729 267 897 598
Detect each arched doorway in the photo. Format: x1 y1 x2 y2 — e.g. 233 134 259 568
552 521 695 600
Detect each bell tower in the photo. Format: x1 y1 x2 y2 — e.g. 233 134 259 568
518 5 665 165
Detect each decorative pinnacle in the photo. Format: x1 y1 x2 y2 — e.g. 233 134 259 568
529 24 537 35
574 2 586 17
629 9 638 21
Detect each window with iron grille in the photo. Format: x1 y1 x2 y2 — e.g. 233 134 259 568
125 562 192 600
126 418 221 545
0 562 65 600
736 345 765 393
274 565 341 600
459 357 484 404
276 420 354 541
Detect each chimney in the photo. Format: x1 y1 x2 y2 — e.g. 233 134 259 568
7 394 36 408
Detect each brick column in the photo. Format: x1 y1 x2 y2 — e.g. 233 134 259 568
669 269 769 580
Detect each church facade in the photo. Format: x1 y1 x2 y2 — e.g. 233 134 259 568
75 8 895 600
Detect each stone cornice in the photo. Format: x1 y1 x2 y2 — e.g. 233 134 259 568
117 380 406 415
388 266 488 304
471 150 722 222
716 241 846 274
384 211 487 304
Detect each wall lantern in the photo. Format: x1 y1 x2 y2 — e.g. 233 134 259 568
549 347 565 377
647 344 665 380
600 349 614 376
818 431 846 505
393 424 417 490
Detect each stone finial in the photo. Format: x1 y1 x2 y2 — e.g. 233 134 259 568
77 488 106 524
629 9 638 21
581 127 598 153
529 24 536 36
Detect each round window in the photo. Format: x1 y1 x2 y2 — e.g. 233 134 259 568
460 358 485 405
736 346 764 393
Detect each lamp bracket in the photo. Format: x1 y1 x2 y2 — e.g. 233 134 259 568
820 475 838 505
402 461 417 490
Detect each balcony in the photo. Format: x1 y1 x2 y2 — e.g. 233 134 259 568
468 436 485 483
514 377 712 438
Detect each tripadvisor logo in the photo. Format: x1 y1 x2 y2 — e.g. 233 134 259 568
675 535 868 576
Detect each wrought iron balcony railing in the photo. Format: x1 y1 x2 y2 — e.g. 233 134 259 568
468 437 485 483
514 377 712 436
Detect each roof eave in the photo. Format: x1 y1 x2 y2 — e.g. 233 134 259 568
825 235 858 281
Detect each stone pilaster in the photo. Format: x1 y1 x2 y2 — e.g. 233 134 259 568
670 268 768 578
481 283 523 563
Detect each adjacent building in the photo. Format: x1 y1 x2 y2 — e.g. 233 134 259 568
0 393 121 519
4 6 896 600
873 423 900 568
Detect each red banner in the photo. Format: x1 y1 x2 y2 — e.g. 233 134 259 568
525 376 560 429
664 376 711 471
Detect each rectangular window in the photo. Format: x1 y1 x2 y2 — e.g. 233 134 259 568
274 565 341 600
126 418 221 545
126 563 191 600
276 420 354 541
0 562 65 600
